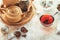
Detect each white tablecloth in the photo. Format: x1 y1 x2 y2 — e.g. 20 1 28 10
0 0 60 40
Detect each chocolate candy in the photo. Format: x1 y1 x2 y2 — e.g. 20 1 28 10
21 27 28 33
57 4 60 11
57 31 60 35
14 31 21 38
22 35 26 37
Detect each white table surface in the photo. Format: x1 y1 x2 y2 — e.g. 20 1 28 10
0 0 60 40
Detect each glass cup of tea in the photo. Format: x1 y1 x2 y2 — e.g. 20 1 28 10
40 14 54 27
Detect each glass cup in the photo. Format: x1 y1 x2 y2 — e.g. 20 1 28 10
40 0 54 10
40 14 54 27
